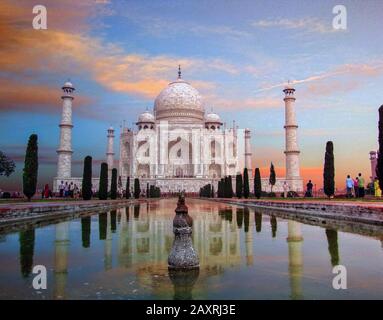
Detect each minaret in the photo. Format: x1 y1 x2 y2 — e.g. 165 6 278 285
287 221 303 299
54 221 70 299
57 81 75 179
104 212 112 270
370 151 378 182
283 83 301 191
106 126 115 176
244 128 252 172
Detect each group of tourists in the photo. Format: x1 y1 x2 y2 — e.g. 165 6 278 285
345 173 367 198
58 181 80 198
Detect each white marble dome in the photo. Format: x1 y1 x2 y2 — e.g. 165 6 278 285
137 111 155 123
154 78 204 122
205 112 222 124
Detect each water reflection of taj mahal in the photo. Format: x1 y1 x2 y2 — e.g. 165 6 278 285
47 199 310 299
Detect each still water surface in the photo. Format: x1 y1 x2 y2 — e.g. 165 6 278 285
0 198 382 299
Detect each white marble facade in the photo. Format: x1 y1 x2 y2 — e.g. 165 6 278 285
53 70 303 193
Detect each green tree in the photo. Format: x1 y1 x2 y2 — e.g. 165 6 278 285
325 229 340 266
255 212 262 233
81 217 91 248
244 207 250 233
323 141 335 198
146 183 150 198
270 215 277 238
211 185 214 198
236 208 244 228
0 151 16 177
110 168 117 199
217 180 222 198
254 168 262 199
98 162 108 200
236 173 243 198
269 162 276 192
82 156 92 200
23 134 38 201
228 175 233 198
19 229 35 278
125 177 131 199
243 168 250 198
111 210 117 232
98 212 107 240
134 178 140 199
377 105 383 190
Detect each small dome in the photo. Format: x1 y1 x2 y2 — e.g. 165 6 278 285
63 81 73 88
205 112 222 124
137 111 155 123
108 126 114 131
284 82 295 91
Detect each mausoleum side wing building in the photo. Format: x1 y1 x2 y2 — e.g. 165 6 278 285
53 68 303 194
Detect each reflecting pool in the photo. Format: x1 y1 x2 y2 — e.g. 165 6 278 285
0 198 382 299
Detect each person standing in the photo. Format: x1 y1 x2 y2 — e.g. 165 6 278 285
69 182 74 198
59 181 64 197
358 173 365 198
64 182 69 198
375 179 381 197
283 181 289 198
44 184 50 199
346 175 354 198
306 180 313 197
73 184 79 199
353 177 359 198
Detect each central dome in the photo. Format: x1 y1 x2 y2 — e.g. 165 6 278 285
154 73 204 122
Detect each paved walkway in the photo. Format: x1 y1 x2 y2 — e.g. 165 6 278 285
212 198 383 209
0 199 132 210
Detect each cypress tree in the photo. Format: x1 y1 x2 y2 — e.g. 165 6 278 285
244 207 250 233
325 229 340 266
125 177 131 199
146 183 150 198
228 175 233 198
225 177 229 198
255 212 262 233
378 106 383 190
134 204 140 218
270 215 277 238
254 168 262 199
323 141 335 198
134 178 140 199
23 134 38 201
98 162 108 200
98 212 107 240
110 168 117 200
81 217 91 248
19 228 35 277
269 162 276 193
82 156 92 200
111 210 117 233
243 168 250 199
236 208 244 228
211 185 214 198
236 173 243 198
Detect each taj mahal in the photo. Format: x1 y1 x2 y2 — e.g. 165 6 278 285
53 67 303 193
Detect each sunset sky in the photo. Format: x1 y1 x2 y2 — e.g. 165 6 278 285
1 0 383 190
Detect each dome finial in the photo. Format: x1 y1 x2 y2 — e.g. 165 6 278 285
178 65 181 79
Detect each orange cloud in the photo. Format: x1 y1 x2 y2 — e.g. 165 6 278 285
0 0 234 104
0 79 92 112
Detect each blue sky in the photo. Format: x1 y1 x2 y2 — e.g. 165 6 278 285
1 0 383 189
